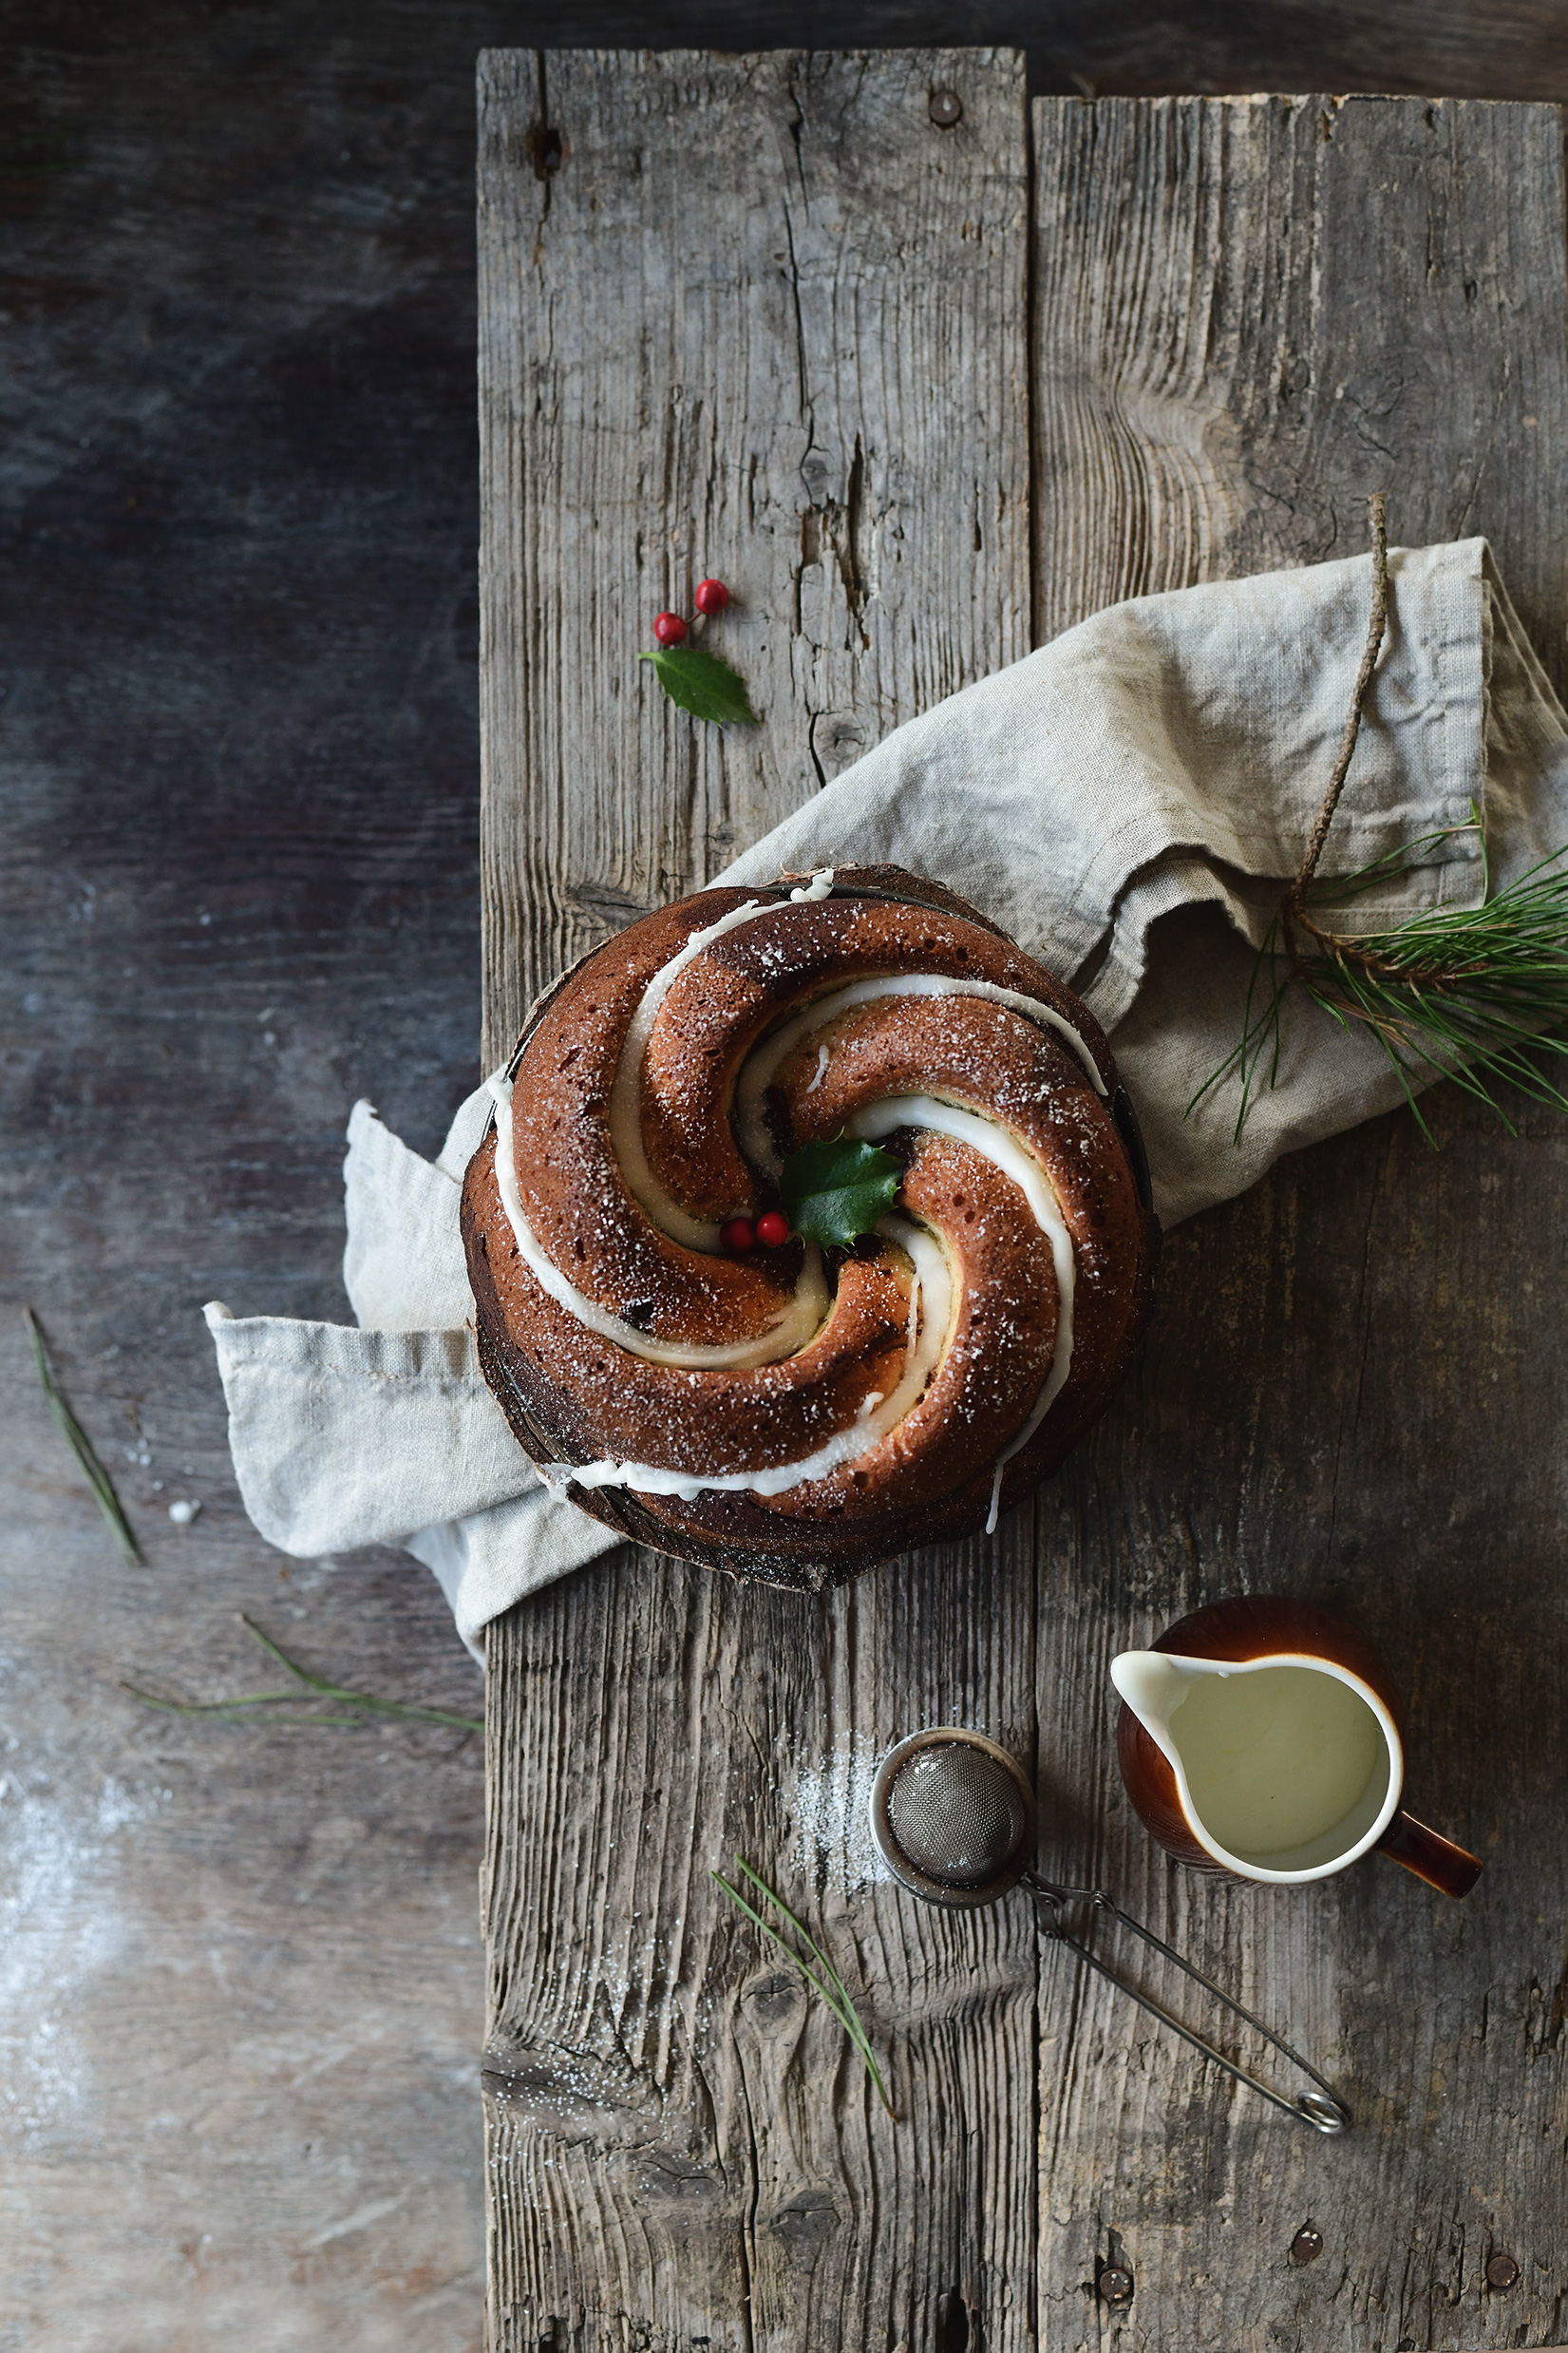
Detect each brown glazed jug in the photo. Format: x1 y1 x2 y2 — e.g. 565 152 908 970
1111 1596 1482 1898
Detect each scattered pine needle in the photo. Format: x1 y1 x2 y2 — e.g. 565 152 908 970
712 1855 895 2119
26 1305 142 1564
123 1614 483 1735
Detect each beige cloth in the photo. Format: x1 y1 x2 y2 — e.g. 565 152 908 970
205 541 1568 1652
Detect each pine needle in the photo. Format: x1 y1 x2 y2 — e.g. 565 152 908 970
1193 813 1568 1143
122 1614 483 1734
1195 493 1568 1141
712 1855 896 2118
26 1306 142 1564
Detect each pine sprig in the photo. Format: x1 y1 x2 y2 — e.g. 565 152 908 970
1197 496 1568 1140
711 1856 896 2118
123 1614 483 1734
26 1305 142 1564
1192 815 1568 1143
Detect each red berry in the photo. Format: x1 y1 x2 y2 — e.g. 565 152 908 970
694 578 730 616
721 1217 755 1252
755 1209 790 1247
652 611 688 646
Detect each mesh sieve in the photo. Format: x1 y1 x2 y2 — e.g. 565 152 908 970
867 1723 1352 2135
885 1742 1030 1888
869 1727 1037 1908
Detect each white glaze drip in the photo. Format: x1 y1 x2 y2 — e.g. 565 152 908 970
487 1075 828 1370
539 1212 953 1501
844 1093 1077 1535
735 974 1106 1180
606 867 836 1251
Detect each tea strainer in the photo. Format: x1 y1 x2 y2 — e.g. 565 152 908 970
869 1727 1351 2135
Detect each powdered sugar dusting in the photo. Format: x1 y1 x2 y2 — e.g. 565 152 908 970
786 1735 892 1894
0 1772 162 2142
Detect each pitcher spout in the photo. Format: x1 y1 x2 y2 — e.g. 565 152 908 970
1109 1650 1211 1763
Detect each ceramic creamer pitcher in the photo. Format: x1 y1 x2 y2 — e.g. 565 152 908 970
1111 1596 1483 1897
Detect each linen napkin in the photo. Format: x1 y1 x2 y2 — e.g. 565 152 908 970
205 539 1568 1654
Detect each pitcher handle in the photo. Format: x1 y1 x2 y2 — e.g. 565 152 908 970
1376 1809 1483 1898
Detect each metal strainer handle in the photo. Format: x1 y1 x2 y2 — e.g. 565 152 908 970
870 1727 1350 2135
1024 1873 1351 2135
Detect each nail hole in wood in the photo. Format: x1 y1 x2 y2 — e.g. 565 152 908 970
528 122 564 179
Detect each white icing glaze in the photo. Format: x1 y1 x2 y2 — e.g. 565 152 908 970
487 1075 828 1370
539 1212 953 1501
844 1093 1077 1534
606 867 837 1251
735 974 1106 1179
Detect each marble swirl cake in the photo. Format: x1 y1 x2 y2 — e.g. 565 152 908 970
461 863 1158 1588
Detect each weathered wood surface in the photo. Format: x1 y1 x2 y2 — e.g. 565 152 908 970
1030 97 1568 2353
482 68 1568 2353
477 47 1030 1059
10 5 1568 2344
1034 94 1568 692
2 9 501 2344
479 45 1037 2350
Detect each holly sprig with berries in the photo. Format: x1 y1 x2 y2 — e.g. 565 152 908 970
640 578 760 726
721 1135 903 1257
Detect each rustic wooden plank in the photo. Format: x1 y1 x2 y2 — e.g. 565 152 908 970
478 46 1030 1058
478 46 1032 2350
1034 93 1568 695
1030 96 1568 2353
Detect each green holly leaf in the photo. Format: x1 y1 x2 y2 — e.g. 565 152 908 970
639 644 760 726
780 1133 901 1249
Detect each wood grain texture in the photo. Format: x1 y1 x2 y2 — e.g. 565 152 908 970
478 46 1030 1058
1029 96 1568 2353
1034 95 1568 693
478 46 1035 2349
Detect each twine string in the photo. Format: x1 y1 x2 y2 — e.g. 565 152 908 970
1279 492 1393 977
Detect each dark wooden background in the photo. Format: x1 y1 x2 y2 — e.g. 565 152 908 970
6 6 1568 2347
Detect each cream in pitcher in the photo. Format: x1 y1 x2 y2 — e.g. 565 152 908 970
1111 1598 1483 1896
